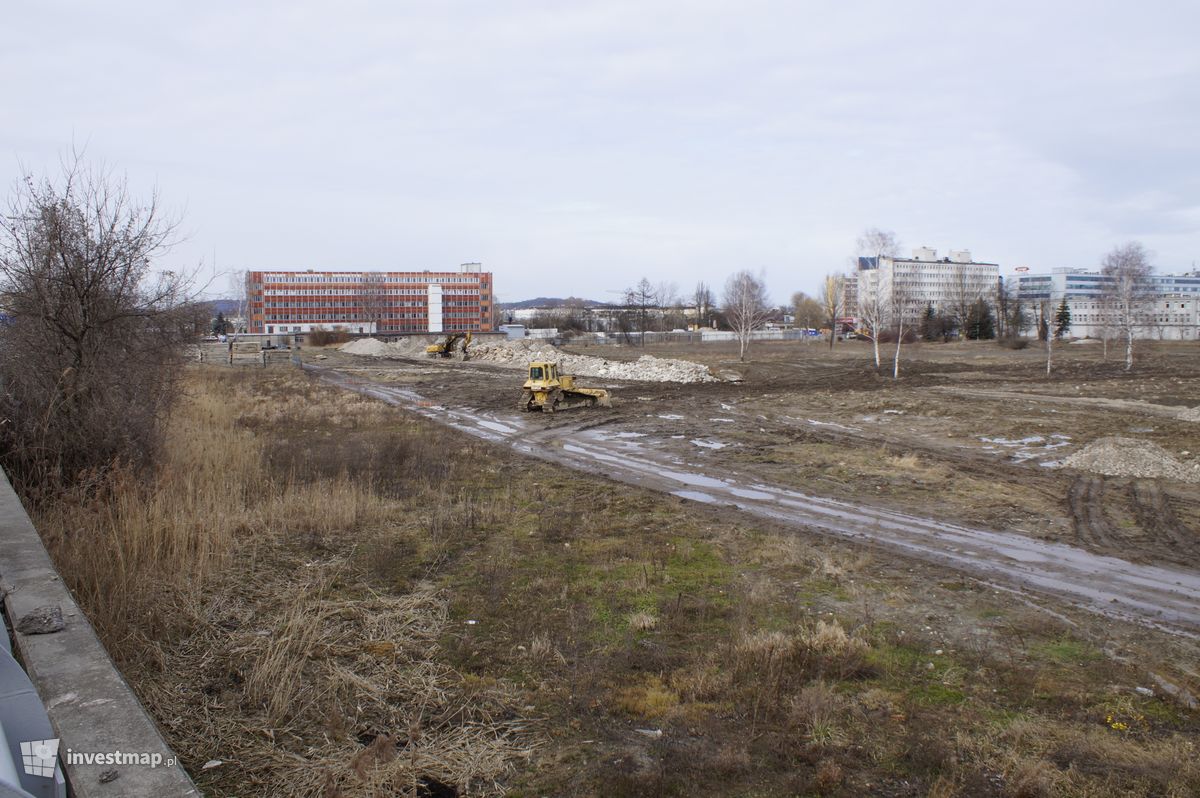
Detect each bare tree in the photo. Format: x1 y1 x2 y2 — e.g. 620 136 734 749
889 277 912 379
856 227 901 264
1038 299 1054 376
624 277 659 347
856 228 900 366
1100 242 1154 371
693 281 714 328
723 270 771 361
791 291 823 334
947 263 983 338
355 271 389 334
0 157 194 497
228 268 249 333
820 273 845 350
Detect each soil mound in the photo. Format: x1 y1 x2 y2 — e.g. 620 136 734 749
1063 436 1200 482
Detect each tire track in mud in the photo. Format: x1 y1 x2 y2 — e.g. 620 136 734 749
310 365 1200 636
1068 476 1117 551
1131 480 1199 556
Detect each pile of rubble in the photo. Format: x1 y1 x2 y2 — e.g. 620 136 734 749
340 338 406 357
1063 436 1200 482
339 337 721 383
466 339 718 383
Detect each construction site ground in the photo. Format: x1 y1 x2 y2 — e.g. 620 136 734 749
312 338 1200 573
91 343 1200 797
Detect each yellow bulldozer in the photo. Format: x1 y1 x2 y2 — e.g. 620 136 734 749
425 331 472 360
518 361 612 413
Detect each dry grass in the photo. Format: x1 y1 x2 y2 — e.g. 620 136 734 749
30 364 1200 797
36 367 536 796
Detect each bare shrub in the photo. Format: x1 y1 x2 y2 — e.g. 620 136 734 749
788 681 846 747
306 326 351 347
0 156 196 499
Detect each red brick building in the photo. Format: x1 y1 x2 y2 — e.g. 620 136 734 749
246 264 493 334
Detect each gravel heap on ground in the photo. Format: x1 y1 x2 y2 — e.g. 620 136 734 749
339 337 720 383
340 338 407 356
467 338 718 383
1063 436 1200 482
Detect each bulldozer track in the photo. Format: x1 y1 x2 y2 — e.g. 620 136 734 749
1068 476 1116 550
1131 480 1198 555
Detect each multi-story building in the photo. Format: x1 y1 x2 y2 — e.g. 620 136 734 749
246 263 493 335
1016 268 1200 340
857 247 999 325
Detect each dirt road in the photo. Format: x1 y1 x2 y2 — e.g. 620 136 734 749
311 363 1200 635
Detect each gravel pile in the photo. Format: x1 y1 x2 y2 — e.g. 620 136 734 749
339 336 721 383
1063 436 1200 482
468 339 718 383
340 338 407 356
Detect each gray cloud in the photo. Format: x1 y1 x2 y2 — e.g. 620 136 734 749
3 0 1198 301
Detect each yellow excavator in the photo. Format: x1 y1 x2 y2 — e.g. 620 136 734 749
518 361 612 413
425 331 472 360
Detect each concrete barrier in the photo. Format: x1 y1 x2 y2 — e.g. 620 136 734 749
0 471 198 797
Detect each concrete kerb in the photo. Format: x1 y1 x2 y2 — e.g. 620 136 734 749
0 470 199 797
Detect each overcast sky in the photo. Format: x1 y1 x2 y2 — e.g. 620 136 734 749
4 1 1198 303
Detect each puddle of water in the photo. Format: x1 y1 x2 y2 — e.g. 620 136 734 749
806 418 861 432
709 417 736 423
658 414 684 420
691 439 728 450
673 490 717 503
730 487 774 500
979 433 1073 464
982 435 1045 445
658 469 729 489
477 419 517 434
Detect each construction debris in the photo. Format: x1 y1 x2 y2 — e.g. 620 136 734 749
341 337 725 383
1063 436 1200 482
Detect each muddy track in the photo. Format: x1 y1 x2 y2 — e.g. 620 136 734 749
1068 476 1117 551
1132 480 1198 555
309 364 1200 636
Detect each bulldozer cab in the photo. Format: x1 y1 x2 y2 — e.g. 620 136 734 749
525 361 559 387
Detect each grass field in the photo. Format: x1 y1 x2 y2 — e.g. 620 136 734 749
36 361 1200 797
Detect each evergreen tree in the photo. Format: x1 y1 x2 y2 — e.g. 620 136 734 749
919 303 937 341
212 311 228 336
965 298 995 339
1054 298 1071 339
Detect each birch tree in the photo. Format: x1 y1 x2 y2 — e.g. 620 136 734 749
723 270 771 362
1100 242 1153 371
890 278 911 379
856 227 900 366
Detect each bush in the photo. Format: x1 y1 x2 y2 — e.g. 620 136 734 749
0 159 194 499
306 327 352 347
998 337 1030 350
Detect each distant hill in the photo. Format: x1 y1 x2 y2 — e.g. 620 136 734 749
208 299 240 315
499 296 609 310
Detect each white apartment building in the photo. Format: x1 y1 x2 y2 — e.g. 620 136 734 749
857 247 999 326
1017 268 1200 340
